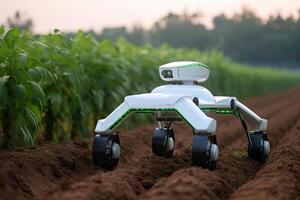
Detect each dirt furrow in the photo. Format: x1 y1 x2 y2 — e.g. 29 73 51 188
228 120 300 200
136 96 300 200
0 139 97 200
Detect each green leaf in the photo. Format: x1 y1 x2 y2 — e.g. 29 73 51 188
33 39 48 48
0 76 9 107
24 106 39 133
0 26 4 38
28 67 54 82
47 92 62 115
14 84 26 108
0 75 10 85
17 52 28 66
92 90 104 111
27 80 46 107
19 123 34 146
3 28 19 48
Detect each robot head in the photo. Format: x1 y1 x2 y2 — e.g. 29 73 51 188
159 61 210 83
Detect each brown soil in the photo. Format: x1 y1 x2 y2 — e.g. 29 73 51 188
0 87 300 200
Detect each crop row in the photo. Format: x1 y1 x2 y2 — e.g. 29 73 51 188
0 28 299 148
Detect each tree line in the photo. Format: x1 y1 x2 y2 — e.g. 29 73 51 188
96 8 300 68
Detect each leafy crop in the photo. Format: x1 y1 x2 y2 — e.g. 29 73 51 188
0 27 300 148
0 29 48 147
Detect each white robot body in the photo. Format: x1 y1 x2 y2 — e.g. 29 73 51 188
93 61 270 170
95 61 267 133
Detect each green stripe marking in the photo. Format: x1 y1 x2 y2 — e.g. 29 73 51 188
108 107 233 130
181 62 210 69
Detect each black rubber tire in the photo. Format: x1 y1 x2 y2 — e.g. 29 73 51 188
192 135 217 170
248 131 269 163
92 134 120 170
152 128 175 158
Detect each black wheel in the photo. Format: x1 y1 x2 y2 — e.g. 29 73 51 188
192 135 218 170
248 131 270 163
92 134 120 170
152 128 175 158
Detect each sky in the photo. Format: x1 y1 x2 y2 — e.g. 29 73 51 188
1 0 300 33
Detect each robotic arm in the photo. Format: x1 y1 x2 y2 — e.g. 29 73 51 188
235 101 268 131
206 96 268 132
203 96 269 157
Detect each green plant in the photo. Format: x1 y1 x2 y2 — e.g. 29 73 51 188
0 29 46 148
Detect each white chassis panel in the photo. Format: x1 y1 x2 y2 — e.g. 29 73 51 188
95 85 267 135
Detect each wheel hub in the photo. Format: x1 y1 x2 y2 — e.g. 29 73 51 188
263 140 270 156
111 143 121 159
210 143 219 162
166 137 175 152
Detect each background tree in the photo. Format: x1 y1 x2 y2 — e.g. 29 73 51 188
6 11 33 32
97 9 300 68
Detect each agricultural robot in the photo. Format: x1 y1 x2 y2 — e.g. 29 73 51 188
92 61 270 170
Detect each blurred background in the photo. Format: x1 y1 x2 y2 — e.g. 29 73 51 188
1 0 300 69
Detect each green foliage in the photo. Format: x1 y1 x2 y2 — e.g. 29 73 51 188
0 28 300 148
0 29 46 148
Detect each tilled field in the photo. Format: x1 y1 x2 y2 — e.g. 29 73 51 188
0 87 300 200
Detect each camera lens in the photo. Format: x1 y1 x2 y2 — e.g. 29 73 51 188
162 70 173 78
